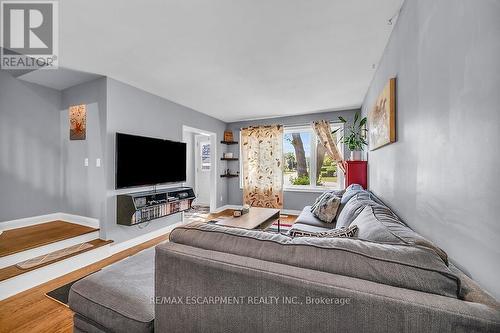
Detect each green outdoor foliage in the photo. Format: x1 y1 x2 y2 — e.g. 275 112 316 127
333 112 368 151
290 175 310 185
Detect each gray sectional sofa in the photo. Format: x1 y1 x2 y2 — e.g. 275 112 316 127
69 186 500 332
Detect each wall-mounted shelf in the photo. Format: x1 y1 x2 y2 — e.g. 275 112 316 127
116 187 195 226
221 157 239 161
221 141 238 145
220 174 239 178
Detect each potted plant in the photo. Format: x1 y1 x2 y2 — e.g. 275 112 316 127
333 112 367 161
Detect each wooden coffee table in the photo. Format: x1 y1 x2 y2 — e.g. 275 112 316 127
215 207 280 230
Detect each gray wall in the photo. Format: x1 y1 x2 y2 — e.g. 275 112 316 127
361 0 500 298
226 109 358 210
0 70 62 221
105 78 228 242
60 77 107 234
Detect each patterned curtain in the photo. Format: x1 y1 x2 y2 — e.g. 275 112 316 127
312 120 346 173
241 125 283 208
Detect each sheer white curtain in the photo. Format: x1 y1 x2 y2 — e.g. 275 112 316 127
241 125 284 208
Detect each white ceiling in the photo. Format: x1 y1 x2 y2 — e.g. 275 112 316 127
17 67 102 90
59 0 402 122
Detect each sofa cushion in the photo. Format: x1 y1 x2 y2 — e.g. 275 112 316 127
170 222 462 298
354 205 448 264
336 191 381 228
69 248 155 333
290 223 335 233
311 193 341 223
340 184 364 204
295 206 336 229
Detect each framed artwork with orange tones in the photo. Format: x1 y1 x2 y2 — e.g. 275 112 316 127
368 78 396 150
69 104 86 140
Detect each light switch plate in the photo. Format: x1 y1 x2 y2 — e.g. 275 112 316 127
96 158 101 167
84 158 89 167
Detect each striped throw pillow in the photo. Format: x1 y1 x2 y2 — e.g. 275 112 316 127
290 225 358 238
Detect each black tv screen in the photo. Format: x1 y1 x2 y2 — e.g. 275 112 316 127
115 133 186 189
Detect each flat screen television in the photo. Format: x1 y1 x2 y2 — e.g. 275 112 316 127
115 133 186 189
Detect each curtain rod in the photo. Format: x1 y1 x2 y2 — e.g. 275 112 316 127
240 121 344 131
240 124 282 130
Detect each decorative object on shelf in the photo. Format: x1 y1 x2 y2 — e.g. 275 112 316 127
220 169 239 178
69 104 86 140
334 111 368 161
241 125 283 209
313 120 346 172
223 152 233 159
368 77 396 150
224 131 234 142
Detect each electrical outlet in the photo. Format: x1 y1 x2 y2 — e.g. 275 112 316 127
96 158 101 167
84 158 89 167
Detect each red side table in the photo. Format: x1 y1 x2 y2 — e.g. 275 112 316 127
345 161 367 190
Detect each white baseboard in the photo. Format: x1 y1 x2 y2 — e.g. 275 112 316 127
281 209 301 216
0 213 62 231
0 220 184 301
212 205 242 213
109 221 183 253
57 213 99 228
0 212 99 231
213 205 301 216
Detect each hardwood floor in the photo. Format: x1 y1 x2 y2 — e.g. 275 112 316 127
0 233 169 333
0 221 98 257
0 239 113 282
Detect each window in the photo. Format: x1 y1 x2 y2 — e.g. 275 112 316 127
239 123 344 191
200 142 211 170
283 123 343 191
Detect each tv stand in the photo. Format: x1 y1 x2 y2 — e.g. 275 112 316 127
116 187 195 226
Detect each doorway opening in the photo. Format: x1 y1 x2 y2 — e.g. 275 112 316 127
182 126 217 213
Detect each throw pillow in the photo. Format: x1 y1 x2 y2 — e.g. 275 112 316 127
311 189 346 212
290 225 358 238
311 193 341 223
310 192 329 212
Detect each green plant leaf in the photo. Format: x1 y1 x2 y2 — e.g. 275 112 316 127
359 117 367 127
353 112 359 125
338 116 347 123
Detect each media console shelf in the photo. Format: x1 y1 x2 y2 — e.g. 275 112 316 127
116 187 195 226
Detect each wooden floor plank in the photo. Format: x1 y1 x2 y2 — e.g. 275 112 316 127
0 221 98 257
0 239 113 282
0 233 169 333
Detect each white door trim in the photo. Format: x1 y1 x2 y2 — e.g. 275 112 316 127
182 125 217 212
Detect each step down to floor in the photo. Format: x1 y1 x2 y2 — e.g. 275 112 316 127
0 239 113 282
0 220 99 258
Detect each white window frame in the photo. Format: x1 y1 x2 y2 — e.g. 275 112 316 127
239 122 344 192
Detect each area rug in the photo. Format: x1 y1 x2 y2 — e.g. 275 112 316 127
265 220 293 234
184 205 211 223
45 272 98 306
17 243 94 269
